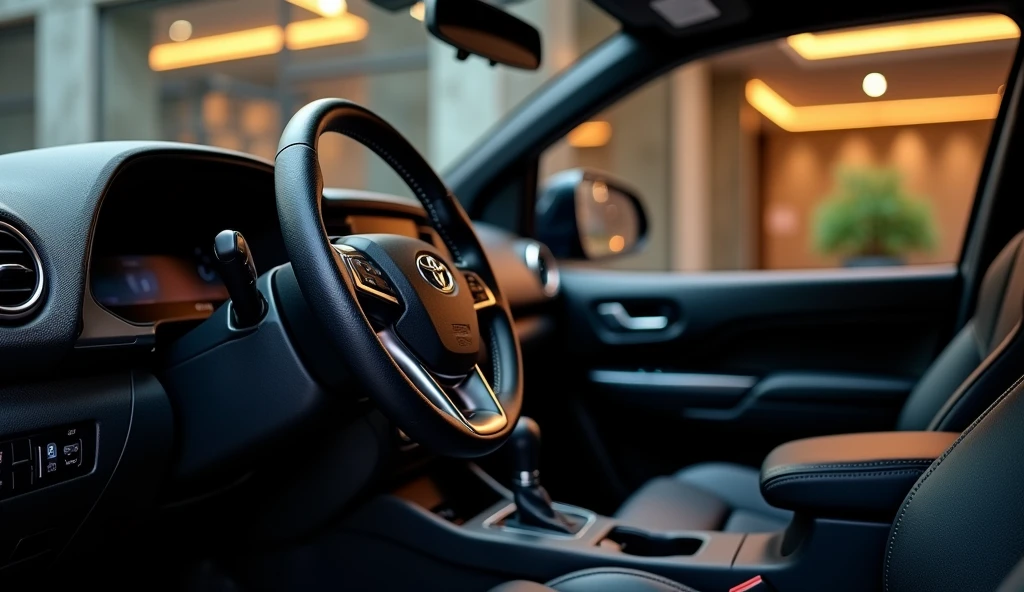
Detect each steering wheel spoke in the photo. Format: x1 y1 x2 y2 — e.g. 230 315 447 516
378 329 508 435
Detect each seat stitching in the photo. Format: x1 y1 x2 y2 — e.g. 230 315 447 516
884 372 1024 592
763 469 926 491
762 459 937 480
489 327 501 390
341 129 464 262
547 568 698 592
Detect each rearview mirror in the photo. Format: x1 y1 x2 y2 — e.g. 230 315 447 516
425 0 542 70
536 169 648 260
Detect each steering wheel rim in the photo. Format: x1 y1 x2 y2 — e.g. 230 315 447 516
274 98 523 457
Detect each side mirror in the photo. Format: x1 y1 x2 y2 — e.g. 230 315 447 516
425 0 542 70
536 169 648 261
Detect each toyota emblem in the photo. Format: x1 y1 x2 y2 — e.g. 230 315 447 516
416 254 456 294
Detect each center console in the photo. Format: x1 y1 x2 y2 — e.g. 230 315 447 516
341 422 957 592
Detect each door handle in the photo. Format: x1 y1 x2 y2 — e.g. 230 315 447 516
596 302 670 331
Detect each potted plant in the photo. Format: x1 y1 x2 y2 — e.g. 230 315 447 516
812 166 937 267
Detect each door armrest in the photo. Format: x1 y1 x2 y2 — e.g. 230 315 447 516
760 431 958 520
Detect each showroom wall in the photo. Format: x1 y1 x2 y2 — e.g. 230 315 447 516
761 120 994 269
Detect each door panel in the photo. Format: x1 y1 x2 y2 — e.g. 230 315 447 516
539 265 958 506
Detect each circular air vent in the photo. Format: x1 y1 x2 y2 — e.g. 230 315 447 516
0 221 44 320
522 240 560 298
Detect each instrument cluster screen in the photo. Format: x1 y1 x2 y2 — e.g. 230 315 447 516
92 253 228 324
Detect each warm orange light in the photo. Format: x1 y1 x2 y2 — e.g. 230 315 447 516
608 235 625 253
409 1 425 21
745 79 1001 132
287 0 348 17
286 14 368 50
149 14 368 71
150 26 284 71
787 14 1019 60
568 121 612 148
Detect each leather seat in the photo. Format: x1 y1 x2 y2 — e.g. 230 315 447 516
617 231 1024 533
491 568 699 592
494 369 1024 591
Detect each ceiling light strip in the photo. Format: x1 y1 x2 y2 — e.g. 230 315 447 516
787 14 1020 60
149 14 369 71
745 79 1001 132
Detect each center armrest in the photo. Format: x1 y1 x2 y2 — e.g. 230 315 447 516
759 431 958 520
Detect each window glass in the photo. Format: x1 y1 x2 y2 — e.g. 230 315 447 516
89 0 617 199
541 14 1019 271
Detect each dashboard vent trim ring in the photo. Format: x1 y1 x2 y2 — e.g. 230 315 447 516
0 220 44 320
522 240 560 298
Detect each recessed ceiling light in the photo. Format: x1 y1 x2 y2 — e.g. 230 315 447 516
149 14 368 71
286 0 347 17
168 20 193 42
567 121 613 148
409 2 425 22
862 72 888 98
745 78 1001 132
787 14 1020 60
317 0 347 17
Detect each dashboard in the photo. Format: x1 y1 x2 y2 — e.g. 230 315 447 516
77 150 548 344
0 141 559 583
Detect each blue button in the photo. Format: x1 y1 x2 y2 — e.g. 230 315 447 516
46 443 56 460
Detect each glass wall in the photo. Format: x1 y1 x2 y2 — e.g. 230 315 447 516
93 0 612 198
0 23 35 154
541 14 1019 271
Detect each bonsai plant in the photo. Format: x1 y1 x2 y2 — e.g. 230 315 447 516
812 166 937 266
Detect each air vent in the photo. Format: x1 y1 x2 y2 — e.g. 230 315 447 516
521 240 560 298
0 221 44 320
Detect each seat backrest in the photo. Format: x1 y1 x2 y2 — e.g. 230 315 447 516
896 232 1024 431
885 371 1024 592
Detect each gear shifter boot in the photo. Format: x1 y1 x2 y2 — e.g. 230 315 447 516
505 417 582 534
509 482 582 534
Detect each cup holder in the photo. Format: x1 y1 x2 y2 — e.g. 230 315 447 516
600 526 705 557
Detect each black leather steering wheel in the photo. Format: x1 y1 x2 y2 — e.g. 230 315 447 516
274 99 523 457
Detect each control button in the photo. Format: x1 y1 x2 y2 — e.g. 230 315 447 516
10 439 30 464
362 274 394 294
44 442 56 461
0 441 9 472
462 272 495 307
36 446 56 481
61 439 82 470
11 464 32 491
353 258 382 277
0 470 8 497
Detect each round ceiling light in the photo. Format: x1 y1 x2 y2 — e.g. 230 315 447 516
862 72 888 98
168 20 193 42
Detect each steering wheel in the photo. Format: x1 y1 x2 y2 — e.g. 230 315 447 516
274 99 523 457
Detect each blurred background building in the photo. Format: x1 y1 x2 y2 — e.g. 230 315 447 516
0 0 1017 271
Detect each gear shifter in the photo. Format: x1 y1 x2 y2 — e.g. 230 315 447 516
506 417 580 534
214 229 266 328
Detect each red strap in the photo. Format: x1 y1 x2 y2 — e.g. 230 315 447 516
729 575 765 592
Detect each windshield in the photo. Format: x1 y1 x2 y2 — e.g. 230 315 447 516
0 0 616 197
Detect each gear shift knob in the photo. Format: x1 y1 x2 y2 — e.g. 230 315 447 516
511 416 542 486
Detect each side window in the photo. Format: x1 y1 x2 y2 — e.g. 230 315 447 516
539 14 1019 271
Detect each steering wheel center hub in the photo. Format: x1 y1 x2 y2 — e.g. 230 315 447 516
341 234 480 376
